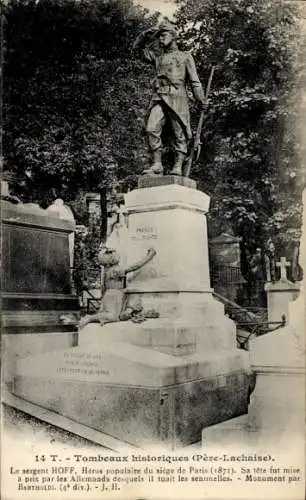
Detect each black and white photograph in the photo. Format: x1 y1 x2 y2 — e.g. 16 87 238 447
1 0 305 498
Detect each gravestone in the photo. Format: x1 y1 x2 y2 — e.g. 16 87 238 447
11 179 251 449
202 199 306 451
2 199 79 386
248 190 306 442
47 198 76 293
265 256 300 325
202 1 306 459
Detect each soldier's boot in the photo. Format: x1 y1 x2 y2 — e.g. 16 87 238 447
169 152 185 176
143 149 163 175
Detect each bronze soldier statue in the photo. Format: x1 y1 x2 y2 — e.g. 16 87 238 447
133 19 205 176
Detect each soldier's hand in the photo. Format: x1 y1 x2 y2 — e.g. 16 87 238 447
140 26 158 41
132 27 157 51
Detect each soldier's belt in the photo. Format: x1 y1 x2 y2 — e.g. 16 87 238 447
156 86 185 96
156 85 172 94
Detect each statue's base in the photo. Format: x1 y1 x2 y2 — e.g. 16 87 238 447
12 338 250 449
138 175 197 190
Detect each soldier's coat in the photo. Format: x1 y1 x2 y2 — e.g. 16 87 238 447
144 48 203 139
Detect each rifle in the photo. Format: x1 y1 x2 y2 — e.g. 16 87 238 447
183 66 215 178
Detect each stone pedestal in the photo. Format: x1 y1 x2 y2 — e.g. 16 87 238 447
121 183 237 353
11 180 251 449
247 328 305 443
125 184 211 292
248 190 306 445
138 174 197 190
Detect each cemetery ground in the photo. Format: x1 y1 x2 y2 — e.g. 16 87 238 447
2 405 101 451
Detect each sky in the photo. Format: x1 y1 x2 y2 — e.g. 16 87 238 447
135 0 177 18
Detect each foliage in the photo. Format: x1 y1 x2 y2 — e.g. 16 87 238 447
4 0 156 207
175 0 305 255
4 0 305 280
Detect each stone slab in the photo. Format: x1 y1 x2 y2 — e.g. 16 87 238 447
247 369 305 433
79 320 197 355
2 332 78 385
248 328 305 436
3 392 137 452
2 199 76 298
11 338 250 448
201 414 255 448
78 314 237 354
138 175 197 190
250 329 305 369
14 340 248 387
2 295 79 312
2 200 75 232
13 369 249 449
3 224 71 295
265 283 300 324
3 309 79 331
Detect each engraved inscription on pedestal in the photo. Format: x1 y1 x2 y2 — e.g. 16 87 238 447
131 226 158 241
128 225 164 284
57 352 110 378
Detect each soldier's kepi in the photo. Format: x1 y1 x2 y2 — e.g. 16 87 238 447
133 19 205 176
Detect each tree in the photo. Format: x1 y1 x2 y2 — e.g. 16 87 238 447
4 0 156 208
175 0 304 262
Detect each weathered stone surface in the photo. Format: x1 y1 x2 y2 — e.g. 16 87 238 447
14 341 248 387
2 200 76 298
2 200 79 385
247 189 306 438
138 175 197 190
11 185 250 449
265 278 300 324
124 185 211 293
13 342 249 448
2 332 77 385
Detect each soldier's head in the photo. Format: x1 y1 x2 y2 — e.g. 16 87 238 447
157 19 177 48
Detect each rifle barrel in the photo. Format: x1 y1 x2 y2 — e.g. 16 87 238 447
205 66 215 102
184 65 215 178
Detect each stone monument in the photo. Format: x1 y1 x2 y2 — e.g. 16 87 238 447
265 256 300 326
202 189 306 449
248 189 306 444
11 178 251 449
7 21 251 450
2 198 79 387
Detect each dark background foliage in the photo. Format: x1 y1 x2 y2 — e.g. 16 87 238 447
3 0 305 267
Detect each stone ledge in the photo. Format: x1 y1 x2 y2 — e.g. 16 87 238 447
3 391 137 452
125 184 210 213
138 175 197 190
265 280 300 292
2 200 75 232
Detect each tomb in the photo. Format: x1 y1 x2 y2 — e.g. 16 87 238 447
2 198 79 386
9 179 252 449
